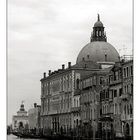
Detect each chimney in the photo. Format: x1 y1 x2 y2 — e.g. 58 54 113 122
43 72 46 78
68 62 71 68
62 64 65 70
34 103 37 108
48 70 51 76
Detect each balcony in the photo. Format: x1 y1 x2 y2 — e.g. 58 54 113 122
121 114 133 121
82 119 91 124
71 107 80 113
109 79 122 85
120 94 130 101
99 114 113 122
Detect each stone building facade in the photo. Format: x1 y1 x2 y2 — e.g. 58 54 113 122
40 64 95 135
99 59 133 140
121 59 133 138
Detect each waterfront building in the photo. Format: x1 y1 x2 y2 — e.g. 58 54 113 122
99 58 133 140
12 103 29 131
28 103 41 133
80 70 111 138
40 14 121 137
40 63 96 135
100 62 122 140
121 59 133 138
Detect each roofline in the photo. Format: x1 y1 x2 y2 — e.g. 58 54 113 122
40 66 102 81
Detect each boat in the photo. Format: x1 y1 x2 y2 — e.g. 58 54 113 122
12 131 44 139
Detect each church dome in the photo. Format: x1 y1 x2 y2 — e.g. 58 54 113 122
76 14 120 68
76 41 120 65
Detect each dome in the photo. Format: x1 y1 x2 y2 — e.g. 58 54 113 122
76 41 120 67
94 21 103 27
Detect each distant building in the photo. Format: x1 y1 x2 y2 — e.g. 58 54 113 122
28 103 41 133
12 103 28 131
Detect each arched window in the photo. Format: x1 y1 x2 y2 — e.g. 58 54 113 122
96 31 98 36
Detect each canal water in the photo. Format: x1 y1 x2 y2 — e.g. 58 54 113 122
7 134 47 140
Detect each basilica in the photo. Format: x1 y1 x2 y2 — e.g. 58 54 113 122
40 15 133 140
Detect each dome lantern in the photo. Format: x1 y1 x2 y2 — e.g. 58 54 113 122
90 14 107 42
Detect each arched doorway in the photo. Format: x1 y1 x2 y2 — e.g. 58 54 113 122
125 123 130 136
19 121 23 129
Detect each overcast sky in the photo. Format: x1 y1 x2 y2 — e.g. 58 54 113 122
8 0 132 124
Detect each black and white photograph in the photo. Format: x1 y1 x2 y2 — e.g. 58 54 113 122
7 0 133 140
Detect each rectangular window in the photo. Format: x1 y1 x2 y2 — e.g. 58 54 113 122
131 65 133 76
127 67 129 77
114 90 117 97
124 68 126 78
100 77 103 85
119 88 122 96
114 72 116 81
131 84 133 94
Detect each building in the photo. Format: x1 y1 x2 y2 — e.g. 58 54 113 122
40 63 97 135
99 58 133 140
121 59 133 138
28 103 41 133
12 103 29 131
80 70 110 138
40 14 121 138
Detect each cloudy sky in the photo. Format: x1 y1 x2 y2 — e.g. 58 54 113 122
8 0 132 124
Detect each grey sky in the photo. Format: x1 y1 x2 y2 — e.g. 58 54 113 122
8 0 132 124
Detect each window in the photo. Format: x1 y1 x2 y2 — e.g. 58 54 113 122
114 90 117 97
99 31 101 36
76 79 80 89
124 105 126 114
130 104 133 114
124 86 127 93
127 67 129 77
130 65 133 76
106 90 109 98
74 99 76 107
109 90 113 99
100 77 103 85
96 31 98 36
119 88 122 96
124 68 126 78
131 84 133 94
114 72 116 81
127 85 129 93
119 103 121 114
127 105 129 115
